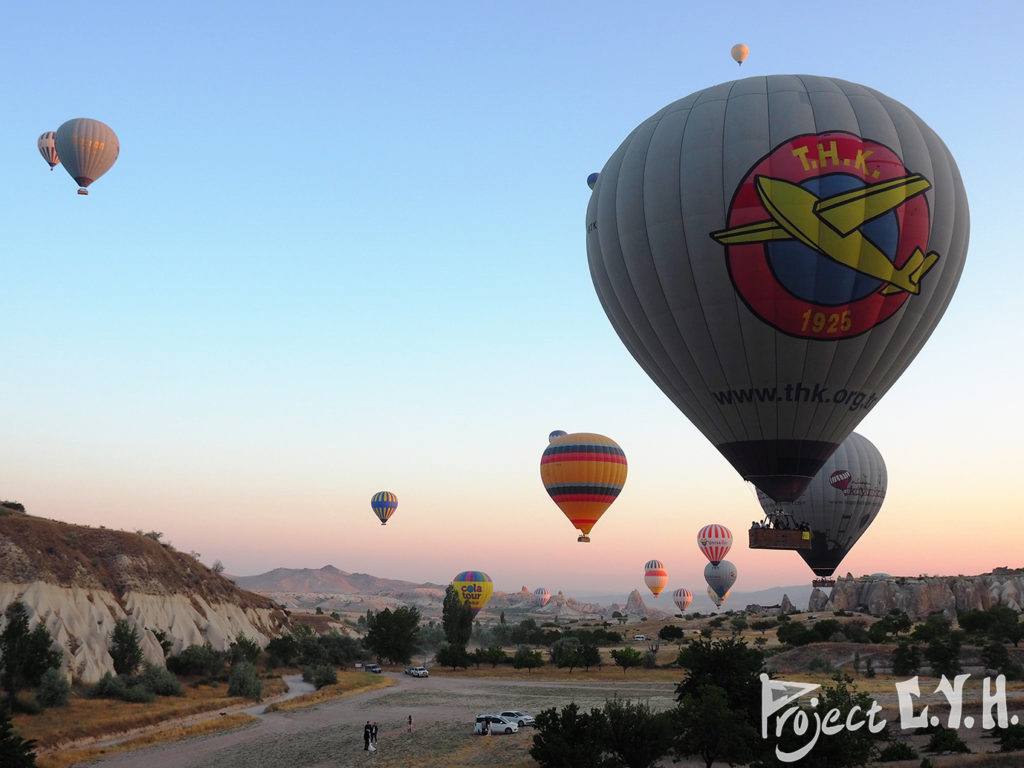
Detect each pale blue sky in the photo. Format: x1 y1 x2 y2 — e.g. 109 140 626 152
3 2 1022 607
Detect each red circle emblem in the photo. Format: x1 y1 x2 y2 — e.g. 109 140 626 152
719 132 932 339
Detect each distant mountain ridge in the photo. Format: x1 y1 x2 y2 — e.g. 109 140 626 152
233 565 813 617
232 565 446 595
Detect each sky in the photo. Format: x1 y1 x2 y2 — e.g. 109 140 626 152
3 1 1023 610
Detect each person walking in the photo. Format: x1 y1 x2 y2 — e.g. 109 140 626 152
407 714 413 734
363 721 372 751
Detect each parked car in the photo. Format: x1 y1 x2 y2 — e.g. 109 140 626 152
364 663 382 673
633 634 647 641
473 714 519 734
499 710 535 727
408 666 429 677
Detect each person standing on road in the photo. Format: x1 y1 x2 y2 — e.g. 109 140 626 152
371 722 378 746
363 721 372 751
407 714 413 734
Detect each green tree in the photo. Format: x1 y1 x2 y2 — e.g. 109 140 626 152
0 707 36 767
580 643 602 670
441 585 474 646
674 638 765 767
109 619 144 676
891 639 921 676
513 646 544 672
0 602 62 709
610 647 642 674
480 646 507 667
529 702 609 768
769 673 887 767
36 668 70 708
228 632 262 665
676 683 756 768
992 722 1024 752
227 661 263 700
604 698 674 768
265 633 299 667
436 643 472 670
923 632 962 678
658 625 685 642
981 640 1024 680
363 606 421 664
550 637 582 671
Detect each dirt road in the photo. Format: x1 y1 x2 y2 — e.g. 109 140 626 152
80 672 679 768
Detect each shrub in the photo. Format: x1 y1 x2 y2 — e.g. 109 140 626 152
36 668 70 708
302 664 337 690
86 673 155 703
877 740 917 761
136 662 183 697
227 661 263 700
166 643 227 680
228 633 261 665
924 725 969 754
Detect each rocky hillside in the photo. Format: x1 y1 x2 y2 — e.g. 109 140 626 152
809 568 1024 619
0 506 288 682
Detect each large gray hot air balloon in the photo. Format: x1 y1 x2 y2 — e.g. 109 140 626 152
54 118 119 195
757 432 886 578
586 75 968 503
704 560 737 599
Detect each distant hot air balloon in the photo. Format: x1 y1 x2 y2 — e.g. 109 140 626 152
643 560 668 597
534 587 551 607
548 430 568 443
672 588 693 613
730 43 749 65
697 524 732 566
757 432 886 578
586 76 968 504
707 585 729 608
587 172 600 190
452 571 493 616
370 491 398 525
54 118 119 195
540 432 627 542
37 132 59 170
704 560 737 600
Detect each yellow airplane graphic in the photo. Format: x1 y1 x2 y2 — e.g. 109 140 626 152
711 174 938 295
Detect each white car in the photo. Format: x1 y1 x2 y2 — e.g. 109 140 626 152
499 710 535 727
473 714 519 734
408 666 429 678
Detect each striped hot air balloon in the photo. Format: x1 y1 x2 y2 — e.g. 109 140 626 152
370 491 398 525
37 131 59 169
672 588 693 613
540 432 627 542
534 587 551 607
697 524 733 566
452 571 493 616
643 560 668 597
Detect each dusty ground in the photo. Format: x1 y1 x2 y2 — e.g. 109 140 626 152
77 672 678 768
74 669 1024 768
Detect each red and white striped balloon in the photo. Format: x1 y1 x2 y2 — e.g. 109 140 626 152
697 524 732 566
672 588 693 613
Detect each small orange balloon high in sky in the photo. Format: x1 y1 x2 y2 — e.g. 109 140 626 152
540 432 627 543
730 43 749 65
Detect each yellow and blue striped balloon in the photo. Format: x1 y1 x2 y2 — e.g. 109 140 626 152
370 491 398 525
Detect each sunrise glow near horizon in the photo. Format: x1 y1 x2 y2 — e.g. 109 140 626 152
3 1 1023 611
